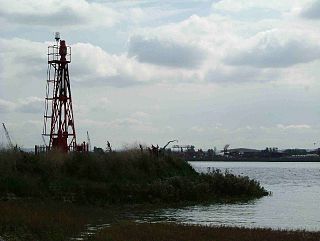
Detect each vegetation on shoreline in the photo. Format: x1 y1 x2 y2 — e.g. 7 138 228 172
2 201 319 241
0 201 93 241
0 149 268 204
92 222 320 241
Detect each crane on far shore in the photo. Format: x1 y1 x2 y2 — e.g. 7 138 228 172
162 139 178 151
2 123 14 149
223 144 230 155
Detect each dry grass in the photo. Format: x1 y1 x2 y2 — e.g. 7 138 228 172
92 222 320 241
0 201 99 241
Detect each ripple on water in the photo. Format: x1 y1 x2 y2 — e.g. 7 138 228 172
132 162 320 231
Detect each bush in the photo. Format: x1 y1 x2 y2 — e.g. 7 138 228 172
0 149 268 204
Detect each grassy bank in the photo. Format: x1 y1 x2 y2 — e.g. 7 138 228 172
2 202 319 241
0 201 98 241
92 222 320 241
0 149 268 204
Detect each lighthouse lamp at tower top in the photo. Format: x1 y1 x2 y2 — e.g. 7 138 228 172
55 32 60 43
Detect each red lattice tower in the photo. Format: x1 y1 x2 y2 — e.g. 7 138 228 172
43 33 76 152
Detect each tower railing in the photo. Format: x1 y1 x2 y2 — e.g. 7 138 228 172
48 45 71 63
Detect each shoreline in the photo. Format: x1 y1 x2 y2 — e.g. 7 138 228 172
187 158 320 162
91 221 320 241
1 200 319 241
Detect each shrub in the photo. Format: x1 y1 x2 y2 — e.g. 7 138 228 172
0 149 268 204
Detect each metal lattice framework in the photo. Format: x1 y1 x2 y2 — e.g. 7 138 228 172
42 38 76 152
2 123 13 149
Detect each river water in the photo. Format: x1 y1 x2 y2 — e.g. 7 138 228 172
134 161 320 231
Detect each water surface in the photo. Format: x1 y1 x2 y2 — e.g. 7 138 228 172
135 162 320 230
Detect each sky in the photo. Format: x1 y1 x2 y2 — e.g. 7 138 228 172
0 0 320 150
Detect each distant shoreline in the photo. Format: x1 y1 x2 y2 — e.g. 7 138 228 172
188 157 320 162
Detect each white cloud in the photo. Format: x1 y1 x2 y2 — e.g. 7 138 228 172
190 126 205 132
277 124 311 129
16 97 43 113
131 111 150 119
135 14 238 55
79 112 158 134
225 29 320 68
0 0 120 28
129 14 280 83
71 42 166 86
205 64 279 83
0 99 14 113
0 97 43 113
300 0 320 19
0 38 47 98
3 12 299 91
98 97 110 106
128 35 207 68
0 38 155 89
109 111 157 133
212 0 309 13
